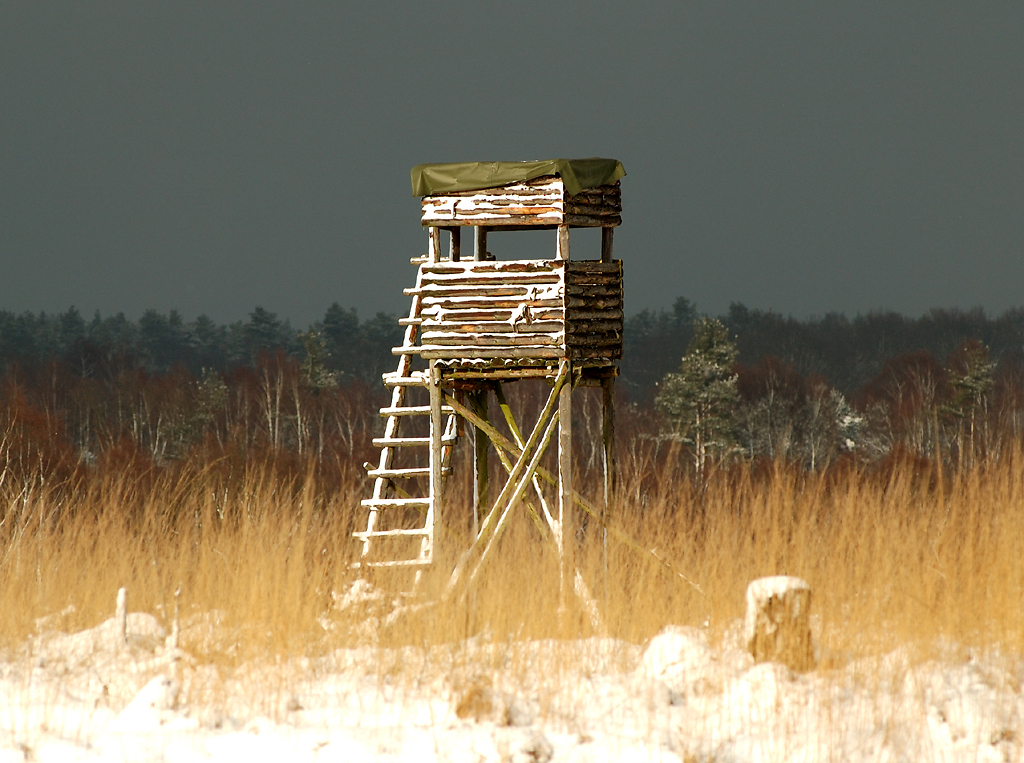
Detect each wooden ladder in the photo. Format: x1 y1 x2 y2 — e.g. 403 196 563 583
353 265 458 572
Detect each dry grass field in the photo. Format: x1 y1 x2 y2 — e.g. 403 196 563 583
2 441 1021 668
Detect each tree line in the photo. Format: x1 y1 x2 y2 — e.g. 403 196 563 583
2 299 1024 483
6 300 1023 397
0 304 402 384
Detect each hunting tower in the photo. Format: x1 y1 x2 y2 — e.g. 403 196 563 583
355 158 624 605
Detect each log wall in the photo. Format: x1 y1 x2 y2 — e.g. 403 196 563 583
421 178 621 229
407 260 622 364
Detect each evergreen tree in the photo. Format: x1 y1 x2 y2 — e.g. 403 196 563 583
655 317 740 475
944 339 995 463
319 303 360 376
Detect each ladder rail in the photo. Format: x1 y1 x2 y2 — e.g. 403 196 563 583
357 261 461 572
361 267 427 556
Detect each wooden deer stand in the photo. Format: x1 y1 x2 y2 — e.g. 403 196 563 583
354 159 624 613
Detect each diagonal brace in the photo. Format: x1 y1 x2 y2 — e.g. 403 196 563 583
459 407 560 597
444 363 569 598
445 389 705 595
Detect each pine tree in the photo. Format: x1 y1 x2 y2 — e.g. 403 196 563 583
944 339 995 464
655 318 740 475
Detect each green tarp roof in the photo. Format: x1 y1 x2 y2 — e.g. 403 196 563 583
411 158 625 197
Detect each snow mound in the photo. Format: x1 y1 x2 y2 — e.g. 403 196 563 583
640 625 718 699
35 613 166 667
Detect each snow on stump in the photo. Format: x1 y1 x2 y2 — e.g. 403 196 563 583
743 576 815 672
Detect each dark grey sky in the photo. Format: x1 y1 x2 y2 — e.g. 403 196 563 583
2 3 1022 326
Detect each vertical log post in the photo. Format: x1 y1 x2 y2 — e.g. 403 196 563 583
600 226 616 594
601 378 615 585
428 226 441 264
470 389 489 537
448 227 461 262
558 369 574 622
474 226 488 261
601 226 614 262
428 360 443 564
557 224 570 261
557 225 572 620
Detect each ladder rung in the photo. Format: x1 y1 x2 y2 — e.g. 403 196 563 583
397 317 423 326
351 558 432 569
352 528 429 539
373 435 457 447
360 498 430 509
383 373 428 386
367 467 430 479
380 405 453 417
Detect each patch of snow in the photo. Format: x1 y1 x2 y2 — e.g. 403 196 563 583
0 619 1022 762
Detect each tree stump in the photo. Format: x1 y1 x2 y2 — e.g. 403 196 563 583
743 576 815 672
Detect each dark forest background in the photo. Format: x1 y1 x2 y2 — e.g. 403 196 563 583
3 299 1024 483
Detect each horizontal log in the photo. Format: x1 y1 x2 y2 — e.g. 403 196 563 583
422 181 619 209
565 296 621 309
421 273 561 286
564 275 622 287
423 261 563 274
440 201 565 214
567 337 622 347
419 346 565 359
566 261 622 273
408 285 533 297
431 308 563 322
421 332 564 347
433 190 564 202
422 266 562 277
564 214 621 228
423 179 564 199
565 325 618 337
422 321 564 334
423 297 563 310
423 211 565 225
566 309 623 321
565 285 620 297
573 200 621 210
564 320 623 333
569 348 623 359
439 368 562 381
564 204 622 216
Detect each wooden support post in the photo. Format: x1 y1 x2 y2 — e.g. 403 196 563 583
474 226 488 261
428 227 441 264
428 360 443 564
557 224 570 261
558 364 574 620
601 375 615 598
601 226 614 263
470 389 489 537
448 227 461 262
600 225 616 598
601 379 616 510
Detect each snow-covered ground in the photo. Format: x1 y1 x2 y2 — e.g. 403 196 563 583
1 608 1021 762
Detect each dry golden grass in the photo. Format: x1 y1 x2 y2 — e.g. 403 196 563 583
1 444 1023 668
